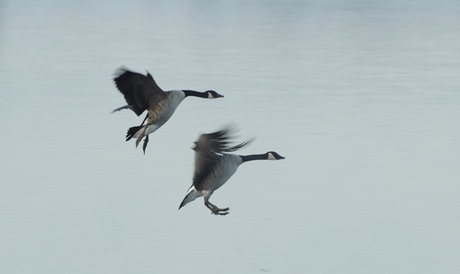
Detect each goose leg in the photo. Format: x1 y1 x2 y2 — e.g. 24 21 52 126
204 198 229 215
135 127 147 149
135 137 142 148
142 135 149 154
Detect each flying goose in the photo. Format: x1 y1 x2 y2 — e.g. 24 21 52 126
179 127 285 215
112 67 223 153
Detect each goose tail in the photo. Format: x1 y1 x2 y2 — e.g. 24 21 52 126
126 126 143 141
179 186 200 210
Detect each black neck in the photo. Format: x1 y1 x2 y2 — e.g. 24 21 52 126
240 154 268 163
183 90 207 98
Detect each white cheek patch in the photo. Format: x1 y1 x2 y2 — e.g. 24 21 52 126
268 152 276 160
208 92 213 99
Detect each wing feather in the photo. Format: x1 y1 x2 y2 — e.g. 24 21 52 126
113 67 165 116
192 127 254 191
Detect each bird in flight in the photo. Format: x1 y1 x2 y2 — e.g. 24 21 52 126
179 127 285 215
112 67 223 153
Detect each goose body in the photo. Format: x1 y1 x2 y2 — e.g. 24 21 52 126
180 154 241 207
128 90 185 140
112 67 223 153
179 127 285 215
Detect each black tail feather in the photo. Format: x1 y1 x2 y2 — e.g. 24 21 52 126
126 126 143 141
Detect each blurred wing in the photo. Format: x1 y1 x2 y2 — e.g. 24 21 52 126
192 152 217 191
192 127 255 191
111 104 130 113
144 71 167 106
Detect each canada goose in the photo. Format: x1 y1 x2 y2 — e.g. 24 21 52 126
112 67 223 153
179 127 285 215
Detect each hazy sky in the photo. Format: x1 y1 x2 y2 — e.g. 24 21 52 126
1 1 459 273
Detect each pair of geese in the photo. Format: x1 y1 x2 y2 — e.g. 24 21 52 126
112 67 284 215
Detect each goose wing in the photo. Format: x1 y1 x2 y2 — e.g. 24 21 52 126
113 67 165 116
192 127 254 191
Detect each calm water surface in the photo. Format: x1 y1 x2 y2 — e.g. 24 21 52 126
1 0 459 273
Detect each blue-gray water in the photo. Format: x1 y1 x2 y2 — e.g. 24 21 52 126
1 0 459 273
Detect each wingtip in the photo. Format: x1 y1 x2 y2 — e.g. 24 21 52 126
112 65 129 78
111 105 130 113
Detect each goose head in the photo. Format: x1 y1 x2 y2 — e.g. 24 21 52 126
266 151 285 160
206 90 224 99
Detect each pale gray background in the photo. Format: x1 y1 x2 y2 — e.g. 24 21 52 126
1 0 459 273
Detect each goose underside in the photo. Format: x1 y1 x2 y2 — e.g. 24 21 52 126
126 123 161 141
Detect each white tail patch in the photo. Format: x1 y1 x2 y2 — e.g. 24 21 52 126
179 186 202 209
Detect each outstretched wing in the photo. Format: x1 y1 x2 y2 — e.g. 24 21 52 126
192 126 254 191
113 67 164 116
